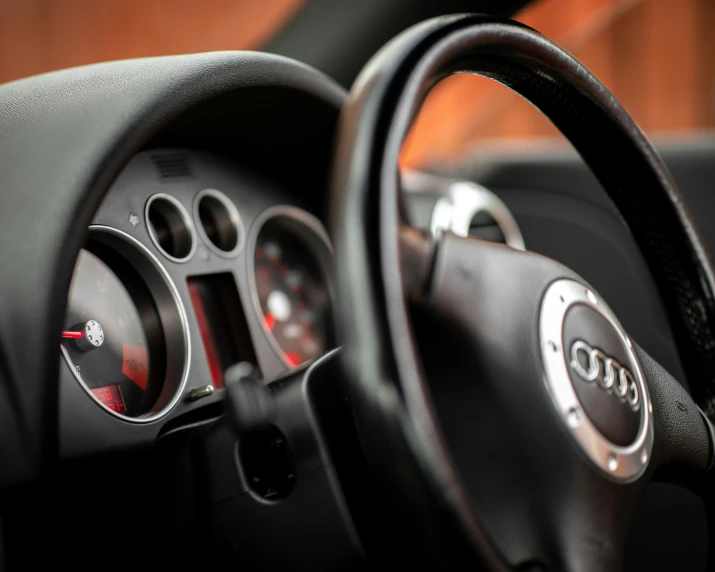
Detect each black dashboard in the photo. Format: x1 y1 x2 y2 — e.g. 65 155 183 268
59 149 335 458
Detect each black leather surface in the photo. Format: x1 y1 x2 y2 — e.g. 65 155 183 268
635 343 712 473
331 13 715 569
456 137 715 392
0 52 345 485
422 234 642 570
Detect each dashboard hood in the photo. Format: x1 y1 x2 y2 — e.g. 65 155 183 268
0 51 346 486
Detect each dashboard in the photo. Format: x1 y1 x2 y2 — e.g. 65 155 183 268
59 149 335 456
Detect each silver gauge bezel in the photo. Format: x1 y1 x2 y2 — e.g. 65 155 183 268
247 206 335 369
539 278 653 481
193 188 246 258
145 192 197 263
61 225 191 423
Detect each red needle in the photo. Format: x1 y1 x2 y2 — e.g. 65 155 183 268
62 331 84 339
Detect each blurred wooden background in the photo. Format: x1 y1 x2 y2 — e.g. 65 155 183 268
1 0 713 169
0 0 303 83
403 0 715 167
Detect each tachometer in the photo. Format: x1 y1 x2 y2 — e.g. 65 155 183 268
61 227 190 421
251 208 334 368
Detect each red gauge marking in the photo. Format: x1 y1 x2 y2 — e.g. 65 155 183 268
188 278 223 388
62 331 84 339
257 266 270 280
284 351 302 368
264 312 276 332
267 248 280 264
122 344 149 390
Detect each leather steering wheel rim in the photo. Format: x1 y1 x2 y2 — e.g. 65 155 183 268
332 13 715 570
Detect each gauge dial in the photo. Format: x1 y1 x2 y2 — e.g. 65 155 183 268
62 244 167 418
253 213 334 367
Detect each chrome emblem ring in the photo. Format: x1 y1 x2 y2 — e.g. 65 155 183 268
539 279 653 482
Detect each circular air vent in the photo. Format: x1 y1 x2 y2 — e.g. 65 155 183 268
194 189 245 258
145 193 196 263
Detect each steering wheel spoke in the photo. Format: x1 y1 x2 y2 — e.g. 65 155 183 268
399 225 437 302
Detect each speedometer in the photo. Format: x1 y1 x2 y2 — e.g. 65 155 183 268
251 207 335 368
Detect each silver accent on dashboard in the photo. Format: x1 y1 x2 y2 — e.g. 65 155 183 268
189 384 215 401
145 192 197 263
539 278 653 481
73 320 105 352
246 206 334 371
430 181 525 250
193 188 246 258
61 225 192 424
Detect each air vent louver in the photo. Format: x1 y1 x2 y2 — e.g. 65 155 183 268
151 155 192 179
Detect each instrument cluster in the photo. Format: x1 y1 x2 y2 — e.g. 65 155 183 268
60 150 334 425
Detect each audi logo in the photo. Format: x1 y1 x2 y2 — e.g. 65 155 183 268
570 340 640 412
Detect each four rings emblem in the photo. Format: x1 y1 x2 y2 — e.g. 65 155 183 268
570 340 640 412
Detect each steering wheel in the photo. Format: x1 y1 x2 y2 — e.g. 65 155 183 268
332 14 715 570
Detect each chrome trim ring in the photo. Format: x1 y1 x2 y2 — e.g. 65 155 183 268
193 188 246 258
539 278 653 481
61 225 191 423
430 181 525 250
144 192 197 263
